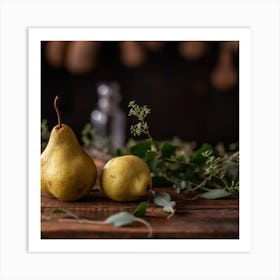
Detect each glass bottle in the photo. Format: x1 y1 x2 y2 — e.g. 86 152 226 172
90 82 126 152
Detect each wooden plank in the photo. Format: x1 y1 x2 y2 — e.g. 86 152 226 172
41 187 239 239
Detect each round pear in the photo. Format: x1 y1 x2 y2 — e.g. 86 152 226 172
101 155 152 202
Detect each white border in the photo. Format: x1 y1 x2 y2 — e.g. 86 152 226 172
1 1 279 279
28 27 252 253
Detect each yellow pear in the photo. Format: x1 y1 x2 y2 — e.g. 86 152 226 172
41 96 97 201
101 155 152 202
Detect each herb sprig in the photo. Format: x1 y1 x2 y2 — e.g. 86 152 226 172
126 100 239 199
128 100 152 140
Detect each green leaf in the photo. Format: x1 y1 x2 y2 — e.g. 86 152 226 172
133 202 148 217
163 201 176 213
160 143 177 158
153 192 171 206
130 122 143 136
105 212 136 227
145 150 158 172
199 189 230 199
153 192 176 214
129 140 152 158
191 144 213 164
52 208 80 220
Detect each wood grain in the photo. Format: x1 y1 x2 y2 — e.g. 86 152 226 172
41 187 239 239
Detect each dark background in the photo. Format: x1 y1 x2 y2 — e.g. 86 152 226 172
41 41 239 147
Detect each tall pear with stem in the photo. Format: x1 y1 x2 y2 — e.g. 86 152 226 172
41 96 97 201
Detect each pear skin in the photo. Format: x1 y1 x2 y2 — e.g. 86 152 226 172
101 155 152 202
41 124 97 201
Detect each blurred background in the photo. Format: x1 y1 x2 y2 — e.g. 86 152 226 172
41 41 239 149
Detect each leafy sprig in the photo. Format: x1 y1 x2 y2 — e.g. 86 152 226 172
201 149 239 195
126 100 239 199
51 205 153 238
128 101 153 140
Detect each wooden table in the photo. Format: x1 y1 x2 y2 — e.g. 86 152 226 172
41 185 239 239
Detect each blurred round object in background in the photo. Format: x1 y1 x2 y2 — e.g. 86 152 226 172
120 41 147 68
178 41 207 60
64 41 101 74
210 42 238 91
45 41 67 68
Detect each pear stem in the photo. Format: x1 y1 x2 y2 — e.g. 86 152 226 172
54 96 62 128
